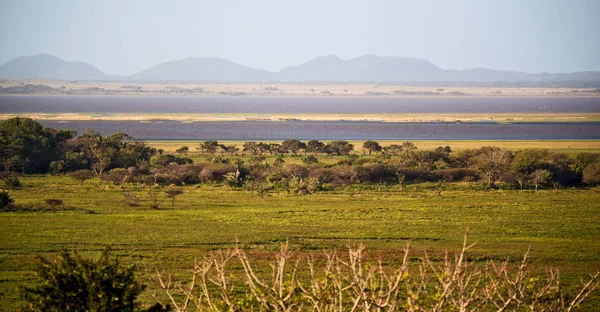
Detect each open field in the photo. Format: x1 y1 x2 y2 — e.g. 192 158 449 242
3 112 600 123
2 80 600 97
1 174 600 309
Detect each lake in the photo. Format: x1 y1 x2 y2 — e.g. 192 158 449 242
37 120 600 140
2 95 600 140
2 95 600 114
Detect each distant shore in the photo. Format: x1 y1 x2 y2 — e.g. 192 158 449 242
1 80 599 97
3 112 600 123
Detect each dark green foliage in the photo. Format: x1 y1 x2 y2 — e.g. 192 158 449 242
0 117 75 173
20 248 146 311
306 140 325 154
281 139 306 154
149 154 192 168
0 191 14 209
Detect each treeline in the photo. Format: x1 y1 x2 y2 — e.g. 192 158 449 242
1 117 600 193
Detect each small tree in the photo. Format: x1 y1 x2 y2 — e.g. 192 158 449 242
531 169 552 191
163 187 184 207
197 140 220 154
20 248 149 312
147 186 160 209
363 140 382 155
396 172 406 190
69 169 95 186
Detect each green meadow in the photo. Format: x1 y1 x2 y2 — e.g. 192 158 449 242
1 173 599 309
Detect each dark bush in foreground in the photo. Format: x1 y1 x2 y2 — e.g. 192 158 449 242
20 248 167 312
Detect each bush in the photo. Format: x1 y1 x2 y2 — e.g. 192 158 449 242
0 191 14 210
122 192 140 206
44 199 63 209
69 169 95 186
20 248 153 312
2 175 21 189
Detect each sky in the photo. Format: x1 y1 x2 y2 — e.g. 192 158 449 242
1 0 599 75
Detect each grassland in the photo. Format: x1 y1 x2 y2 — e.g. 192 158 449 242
148 139 600 156
1 172 600 309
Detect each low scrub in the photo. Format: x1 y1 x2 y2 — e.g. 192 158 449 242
147 235 600 311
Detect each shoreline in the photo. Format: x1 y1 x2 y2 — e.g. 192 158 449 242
3 112 600 123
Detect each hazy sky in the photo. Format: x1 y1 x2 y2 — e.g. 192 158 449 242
1 0 599 75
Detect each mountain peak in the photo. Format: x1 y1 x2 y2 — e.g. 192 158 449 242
0 54 104 80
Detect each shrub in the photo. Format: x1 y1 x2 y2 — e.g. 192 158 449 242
301 155 318 164
0 191 14 210
3 175 21 189
583 163 600 185
69 169 95 186
20 248 155 312
44 199 63 209
147 237 600 311
122 192 140 206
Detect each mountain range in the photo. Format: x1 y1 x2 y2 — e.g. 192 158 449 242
1 53 599 85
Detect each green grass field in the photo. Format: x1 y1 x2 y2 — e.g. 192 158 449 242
1 173 600 309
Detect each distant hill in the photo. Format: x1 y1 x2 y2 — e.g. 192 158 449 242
131 57 271 82
0 54 105 80
274 55 443 82
1 53 599 86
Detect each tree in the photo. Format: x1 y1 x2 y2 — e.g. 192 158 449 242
20 248 148 312
163 187 184 206
306 140 325 155
512 149 549 175
473 146 511 185
325 141 354 156
531 169 552 191
282 139 306 155
362 141 382 155
69 169 95 186
197 140 220 154
0 117 75 173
